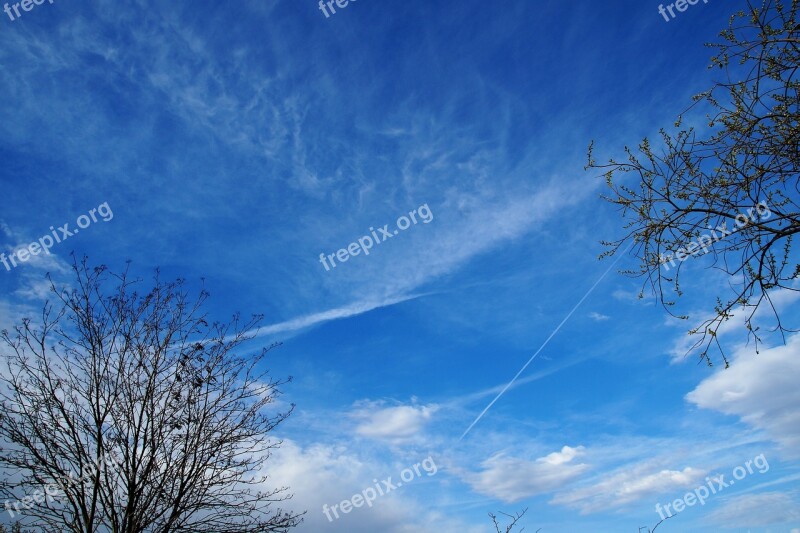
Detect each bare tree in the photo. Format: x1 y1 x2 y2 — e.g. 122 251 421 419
639 515 673 533
489 507 537 533
0 524 33 533
0 258 303 532
588 0 800 366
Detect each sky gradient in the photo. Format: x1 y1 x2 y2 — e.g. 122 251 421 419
1 0 799 531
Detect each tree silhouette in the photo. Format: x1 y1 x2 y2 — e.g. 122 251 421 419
489 507 537 532
0 258 303 532
588 0 800 366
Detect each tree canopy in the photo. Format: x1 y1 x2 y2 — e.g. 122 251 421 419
589 0 800 366
0 258 302 532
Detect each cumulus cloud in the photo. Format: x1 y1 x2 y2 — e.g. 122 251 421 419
265 439 479 533
352 402 439 443
541 446 584 466
588 311 610 321
551 464 705 514
686 334 800 455
462 446 588 503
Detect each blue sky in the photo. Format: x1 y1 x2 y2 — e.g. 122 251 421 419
1 0 800 531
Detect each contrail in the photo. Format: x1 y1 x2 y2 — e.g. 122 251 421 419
459 243 633 441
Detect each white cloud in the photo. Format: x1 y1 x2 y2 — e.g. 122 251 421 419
352 402 439 443
462 446 588 503
588 311 610 321
265 439 480 533
256 294 425 338
551 464 705 514
705 492 800 528
0 222 71 281
541 446 584 466
686 334 800 455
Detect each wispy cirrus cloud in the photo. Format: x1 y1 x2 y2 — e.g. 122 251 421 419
254 293 429 338
705 491 800 528
551 463 705 514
